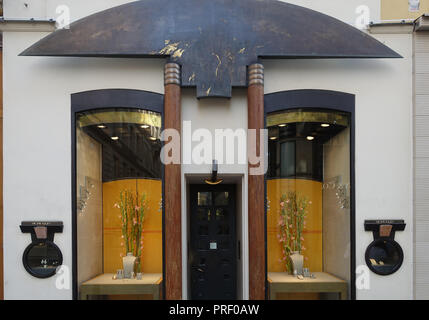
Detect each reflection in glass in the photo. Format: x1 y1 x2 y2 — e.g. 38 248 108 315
198 192 212 206
280 142 295 177
214 192 229 206
215 208 227 221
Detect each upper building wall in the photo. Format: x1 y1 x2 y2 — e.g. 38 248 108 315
4 0 382 25
381 0 429 20
3 0 132 21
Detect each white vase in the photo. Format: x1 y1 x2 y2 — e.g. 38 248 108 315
123 252 136 279
290 251 304 276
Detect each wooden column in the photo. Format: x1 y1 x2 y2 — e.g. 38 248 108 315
164 62 182 300
247 63 265 300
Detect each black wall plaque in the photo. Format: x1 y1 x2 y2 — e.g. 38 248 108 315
364 220 406 276
20 221 64 279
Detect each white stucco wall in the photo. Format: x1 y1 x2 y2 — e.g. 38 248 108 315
2 0 413 300
3 31 164 299
4 0 382 26
286 0 381 25
4 0 135 21
264 32 414 299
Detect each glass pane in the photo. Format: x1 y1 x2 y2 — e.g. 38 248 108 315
280 142 295 177
217 224 230 235
76 108 163 300
218 240 230 250
198 225 209 236
267 109 351 300
215 208 227 221
197 208 210 221
198 192 212 206
198 240 209 250
214 192 229 206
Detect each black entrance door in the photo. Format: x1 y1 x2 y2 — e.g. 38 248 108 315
189 184 237 300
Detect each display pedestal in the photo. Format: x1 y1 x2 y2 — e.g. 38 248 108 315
268 272 347 300
80 273 162 300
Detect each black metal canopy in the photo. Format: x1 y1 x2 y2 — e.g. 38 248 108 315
21 0 401 98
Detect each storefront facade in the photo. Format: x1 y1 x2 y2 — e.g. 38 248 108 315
0 0 420 300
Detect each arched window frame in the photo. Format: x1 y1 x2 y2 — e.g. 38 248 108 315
71 89 164 300
264 89 356 300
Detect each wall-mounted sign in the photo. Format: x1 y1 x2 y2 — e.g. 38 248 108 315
20 221 64 279
364 220 406 276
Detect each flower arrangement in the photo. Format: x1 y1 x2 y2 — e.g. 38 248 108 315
278 191 311 273
114 190 147 273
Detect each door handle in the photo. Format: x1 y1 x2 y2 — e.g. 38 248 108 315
192 266 205 273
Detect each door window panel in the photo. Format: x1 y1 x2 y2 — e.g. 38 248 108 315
215 208 228 221
214 192 229 206
198 192 212 206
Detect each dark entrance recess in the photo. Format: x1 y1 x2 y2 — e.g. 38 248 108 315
189 184 237 300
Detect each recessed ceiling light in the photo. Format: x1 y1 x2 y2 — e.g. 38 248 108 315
141 124 150 129
306 136 315 141
270 136 278 140
321 123 330 128
111 136 119 141
278 124 287 127
97 125 107 129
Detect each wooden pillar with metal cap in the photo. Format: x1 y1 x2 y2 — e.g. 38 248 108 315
247 63 266 300
164 62 182 300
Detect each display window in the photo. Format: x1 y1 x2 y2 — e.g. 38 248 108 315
75 107 163 300
267 108 352 300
